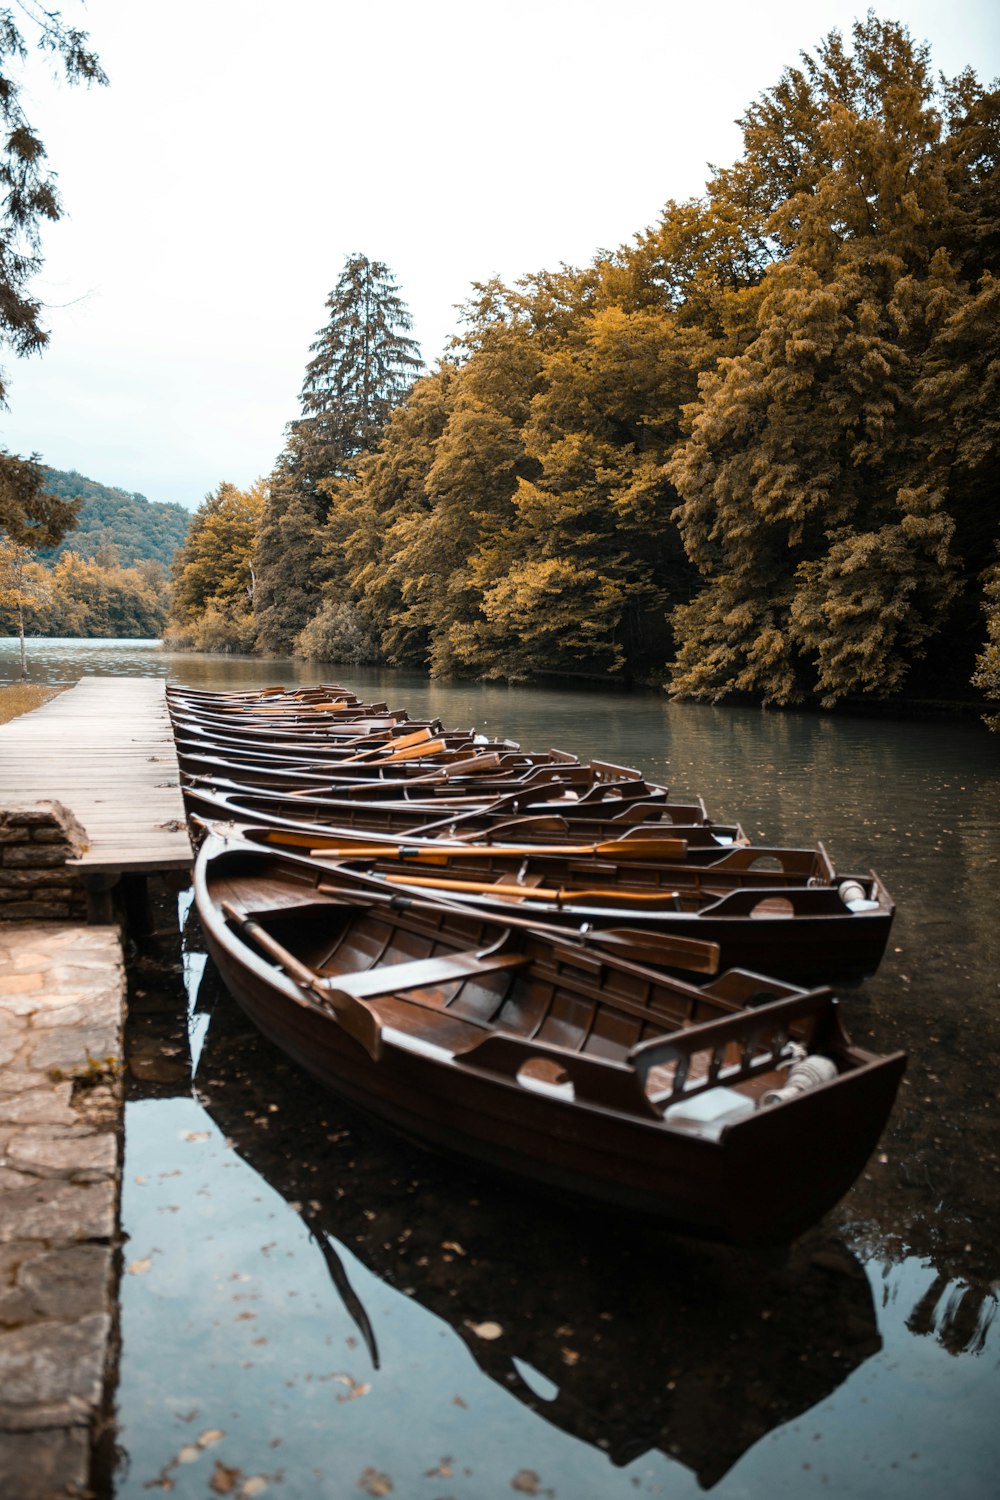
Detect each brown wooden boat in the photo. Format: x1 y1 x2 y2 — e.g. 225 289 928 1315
183 781 746 860
207 822 893 983
195 830 906 1245
197 978 885 1485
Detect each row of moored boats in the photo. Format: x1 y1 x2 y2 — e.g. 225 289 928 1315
170 682 906 1247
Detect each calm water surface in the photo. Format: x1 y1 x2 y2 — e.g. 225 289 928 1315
3 639 998 1499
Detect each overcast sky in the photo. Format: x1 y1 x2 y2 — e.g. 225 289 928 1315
3 0 999 512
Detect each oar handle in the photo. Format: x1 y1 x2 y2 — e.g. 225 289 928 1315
219 901 383 1060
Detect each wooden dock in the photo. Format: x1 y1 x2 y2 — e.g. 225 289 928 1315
0 676 192 915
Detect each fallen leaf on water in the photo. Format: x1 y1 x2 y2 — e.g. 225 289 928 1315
442 1240 466 1255
511 1472 540 1495
209 1460 243 1494
198 1430 225 1449
127 1257 152 1276
333 1374 371 1402
467 1320 503 1340
176 1446 200 1465
357 1468 393 1498
180 1130 210 1143
240 1479 268 1497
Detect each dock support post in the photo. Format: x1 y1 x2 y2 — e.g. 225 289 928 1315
82 872 119 924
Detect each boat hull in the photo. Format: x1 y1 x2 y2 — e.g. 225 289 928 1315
197 855 904 1247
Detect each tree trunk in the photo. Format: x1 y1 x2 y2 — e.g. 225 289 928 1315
18 602 28 681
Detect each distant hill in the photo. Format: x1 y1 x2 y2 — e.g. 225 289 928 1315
38 468 190 568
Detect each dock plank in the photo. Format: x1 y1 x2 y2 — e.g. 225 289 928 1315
0 676 192 875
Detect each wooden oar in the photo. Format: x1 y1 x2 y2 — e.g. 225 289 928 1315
203 833 722 979
219 901 382 1060
338 726 435 762
299 835 689 862
306 879 720 977
376 871 683 910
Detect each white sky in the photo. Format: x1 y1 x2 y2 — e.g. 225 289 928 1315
3 0 999 511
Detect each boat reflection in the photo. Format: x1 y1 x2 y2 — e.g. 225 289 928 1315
190 959 884 1489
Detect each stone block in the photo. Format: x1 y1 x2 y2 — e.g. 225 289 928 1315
0 1426 91 1496
17 1245 113 1323
0 901 72 921
6 1130 118 1182
0 1087 78 1129
0 1180 117 1244
4 848 66 870
0 1311 111 1407
26 1026 120 1073
0 803 86 845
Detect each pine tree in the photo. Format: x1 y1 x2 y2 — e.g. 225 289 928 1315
296 253 422 478
254 255 421 653
252 465 329 655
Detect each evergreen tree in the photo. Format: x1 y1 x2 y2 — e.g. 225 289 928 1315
252 467 329 655
0 450 77 546
0 6 106 543
254 255 421 653
296 253 422 478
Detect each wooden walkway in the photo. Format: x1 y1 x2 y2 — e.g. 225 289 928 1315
0 676 192 894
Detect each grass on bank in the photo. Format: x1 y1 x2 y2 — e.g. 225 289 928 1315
0 683 66 724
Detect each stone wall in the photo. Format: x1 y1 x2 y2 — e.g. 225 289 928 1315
0 803 88 923
0 922 125 1497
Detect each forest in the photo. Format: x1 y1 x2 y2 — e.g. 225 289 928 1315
0 472 186 639
165 17 1000 719
38 469 190 568
2 15 997 720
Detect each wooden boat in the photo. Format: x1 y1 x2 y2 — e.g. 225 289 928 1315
174 742 581 789
197 978 884 1485
167 683 389 714
171 719 523 761
207 822 893 983
183 781 746 858
195 830 906 1245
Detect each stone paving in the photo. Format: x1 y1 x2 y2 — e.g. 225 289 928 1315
0 923 125 1499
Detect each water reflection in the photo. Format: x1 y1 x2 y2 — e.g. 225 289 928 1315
8 641 1000 1493
190 957 884 1490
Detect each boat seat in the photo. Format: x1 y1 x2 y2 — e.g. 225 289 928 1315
374 994 487 1054
322 949 529 1002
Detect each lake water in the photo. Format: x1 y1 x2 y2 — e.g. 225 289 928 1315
3 638 999 1499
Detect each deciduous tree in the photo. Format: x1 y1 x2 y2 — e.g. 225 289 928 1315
668 16 1000 705
0 5 106 543
0 534 47 676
